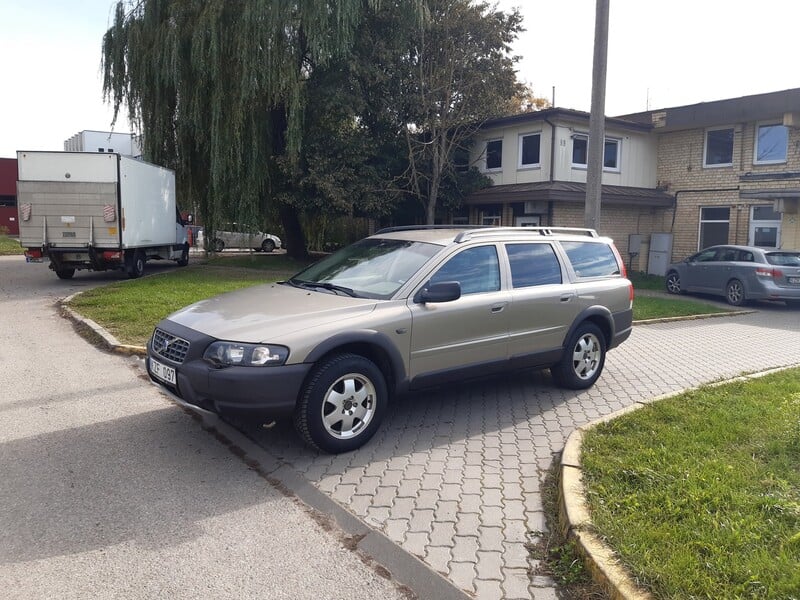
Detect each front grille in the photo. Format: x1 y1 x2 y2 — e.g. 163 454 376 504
152 328 190 364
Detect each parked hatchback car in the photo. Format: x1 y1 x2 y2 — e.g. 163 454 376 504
204 223 282 252
146 226 634 453
665 244 800 306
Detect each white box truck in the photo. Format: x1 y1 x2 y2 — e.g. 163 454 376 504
16 151 189 279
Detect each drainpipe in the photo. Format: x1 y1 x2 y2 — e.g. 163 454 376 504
544 117 557 226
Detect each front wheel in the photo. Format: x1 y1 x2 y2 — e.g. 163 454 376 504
725 279 746 306
177 244 189 267
665 271 682 294
551 323 606 390
261 239 275 253
294 353 387 453
212 239 225 252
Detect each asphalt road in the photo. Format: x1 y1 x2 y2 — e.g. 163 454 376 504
0 256 411 600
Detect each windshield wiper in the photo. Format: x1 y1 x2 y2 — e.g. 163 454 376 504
290 279 358 297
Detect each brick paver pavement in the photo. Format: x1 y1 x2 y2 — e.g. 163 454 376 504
240 304 800 599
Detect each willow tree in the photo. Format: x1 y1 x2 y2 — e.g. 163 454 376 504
102 0 401 258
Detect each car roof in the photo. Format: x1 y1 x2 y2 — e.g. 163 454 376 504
371 226 606 246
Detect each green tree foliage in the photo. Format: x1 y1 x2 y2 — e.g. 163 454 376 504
102 0 391 258
400 0 523 223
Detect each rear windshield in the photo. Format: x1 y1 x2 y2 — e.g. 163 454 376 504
765 252 800 266
560 241 621 277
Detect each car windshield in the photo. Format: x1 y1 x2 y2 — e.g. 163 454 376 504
765 252 800 266
288 238 441 299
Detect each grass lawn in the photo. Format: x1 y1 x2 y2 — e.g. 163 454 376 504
580 369 800 599
633 295 728 321
0 235 23 255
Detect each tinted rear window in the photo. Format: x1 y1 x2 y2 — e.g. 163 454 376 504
560 241 620 277
766 252 800 266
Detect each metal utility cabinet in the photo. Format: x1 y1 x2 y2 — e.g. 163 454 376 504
17 151 189 279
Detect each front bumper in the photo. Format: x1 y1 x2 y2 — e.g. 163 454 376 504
147 320 311 420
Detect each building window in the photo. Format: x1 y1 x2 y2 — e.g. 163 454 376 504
572 135 588 166
604 138 620 170
750 205 781 248
480 207 501 226
704 127 734 167
485 139 502 170
698 206 730 249
754 124 788 164
518 133 541 168
571 135 620 170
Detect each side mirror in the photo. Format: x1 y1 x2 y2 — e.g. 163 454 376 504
415 281 461 304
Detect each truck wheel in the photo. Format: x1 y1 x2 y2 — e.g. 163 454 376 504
177 244 189 267
294 353 387 454
126 250 145 279
213 239 225 252
55 268 75 280
261 239 275 253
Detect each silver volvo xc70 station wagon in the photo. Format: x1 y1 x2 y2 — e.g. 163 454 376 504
147 226 634 453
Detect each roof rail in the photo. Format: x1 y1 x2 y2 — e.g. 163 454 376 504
454 226 598 242
375 225 488 234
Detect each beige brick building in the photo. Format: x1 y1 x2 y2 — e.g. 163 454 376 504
464 89 800 272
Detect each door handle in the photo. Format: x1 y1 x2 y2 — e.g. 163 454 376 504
560 293 575 302
490 302 507 313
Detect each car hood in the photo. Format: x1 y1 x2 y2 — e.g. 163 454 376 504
166 283 378 342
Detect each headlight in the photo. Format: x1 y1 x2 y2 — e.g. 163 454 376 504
203 341 289 367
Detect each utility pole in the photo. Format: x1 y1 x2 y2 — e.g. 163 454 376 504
585 0 610 231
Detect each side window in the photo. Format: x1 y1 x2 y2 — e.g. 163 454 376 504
561 241 620 277
428 246 500 295
506 243 562 288
692 249 719 262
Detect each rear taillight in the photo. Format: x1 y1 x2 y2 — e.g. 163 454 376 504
629 282 635 303
24 248 42 259
755 267 782 278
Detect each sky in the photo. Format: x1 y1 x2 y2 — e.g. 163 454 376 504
1 0 799 158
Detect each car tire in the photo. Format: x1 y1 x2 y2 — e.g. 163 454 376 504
213 239 225 252
261 239 276 253
126 250 145 279
725 279 746 306
294 353 387 454
55 268 75 280
665 271 682 294
177 244 189 267
551 322 606 390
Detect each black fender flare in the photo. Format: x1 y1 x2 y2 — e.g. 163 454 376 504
562 306 615 349
303 330 408 392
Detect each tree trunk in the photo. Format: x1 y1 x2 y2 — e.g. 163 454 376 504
278 203 308 260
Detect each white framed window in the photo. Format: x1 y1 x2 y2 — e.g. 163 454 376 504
485 139 502 171
703 127 734 167
749 205 781 248
518 133 541 169
571 134 620 171
480 207 501 226
754 123 788 165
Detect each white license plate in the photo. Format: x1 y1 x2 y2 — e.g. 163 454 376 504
150 358 176 385
788 277 800 284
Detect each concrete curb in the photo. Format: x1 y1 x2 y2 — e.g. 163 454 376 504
558 363 800 600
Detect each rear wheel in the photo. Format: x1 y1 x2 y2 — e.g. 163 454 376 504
126 250 145 279
725 279 746 306
551 323 606 389
261 239 275 253
213 239 225 252
665 271 682 294
55 268 75 280
294 353 387 454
